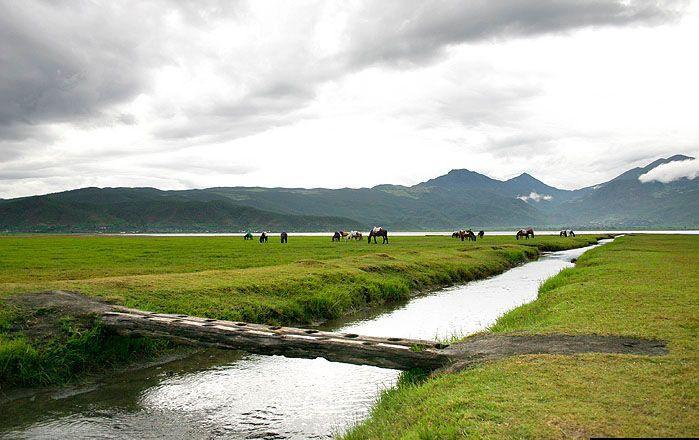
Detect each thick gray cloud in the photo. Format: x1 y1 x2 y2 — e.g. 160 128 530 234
0 0 686 143
0 0 694 198
345 0 686 67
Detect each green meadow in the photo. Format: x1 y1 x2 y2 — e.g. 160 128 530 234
0 234 597 387
343 235 698 439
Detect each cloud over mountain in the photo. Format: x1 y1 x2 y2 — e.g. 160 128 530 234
639 158 699 183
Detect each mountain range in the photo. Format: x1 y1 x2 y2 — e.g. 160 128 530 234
1 154 697 232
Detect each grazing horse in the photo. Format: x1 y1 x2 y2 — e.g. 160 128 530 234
516 228 535 240
368 226 388 244
350 230 363 240
259 232 268 243
332 231 342 242
560 229 575 237
338 230 350 241
454 229 476 241
478 230 485 239
280 231 288 243
243 232 253 240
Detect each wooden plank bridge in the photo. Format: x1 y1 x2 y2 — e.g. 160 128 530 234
102 306 668 371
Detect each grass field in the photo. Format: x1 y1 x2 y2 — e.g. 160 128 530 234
0 234 597 387
342 235 698 439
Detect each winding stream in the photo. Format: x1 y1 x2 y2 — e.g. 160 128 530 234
0 240 611 439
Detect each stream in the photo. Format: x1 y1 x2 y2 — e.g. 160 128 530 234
0 240 612 439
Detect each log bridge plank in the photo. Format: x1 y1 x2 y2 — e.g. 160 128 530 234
102 307 668 371
103 308 451 370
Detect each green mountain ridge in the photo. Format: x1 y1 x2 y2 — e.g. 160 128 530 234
1 155 697 231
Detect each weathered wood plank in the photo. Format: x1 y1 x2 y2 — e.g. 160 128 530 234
102 310 451 370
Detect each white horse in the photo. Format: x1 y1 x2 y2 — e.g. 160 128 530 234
349 230 362 240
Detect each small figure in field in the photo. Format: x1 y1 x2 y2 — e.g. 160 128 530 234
466 229 477 241
339 230 350 241
280 231 288 243
516 228 535 240
332 231 342 242
560 229 575 237
244 232 253 240
368 226 388 244
350 231 363 240
259 232 268 243
452 231 460 238
478 230 485 239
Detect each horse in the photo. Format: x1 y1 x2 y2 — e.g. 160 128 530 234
478 230 485 239
560 229 575 237
243 232 253 240
280 231 288 243
339 230 351 241
350 231 363 240
332 231 341 242
368 226 388 244
454 229 476 241
259 232 268 243
516 228 534 240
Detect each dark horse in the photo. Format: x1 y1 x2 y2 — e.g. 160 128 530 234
478 230 485 239
243 232 253 240
332 231 341 242
455 229 476 241
560 229 575 237
516 228 535 240
280 231 288 243
368 227 388 244
259 232 268 243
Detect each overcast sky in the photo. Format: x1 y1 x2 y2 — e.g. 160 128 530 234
1 0 698 198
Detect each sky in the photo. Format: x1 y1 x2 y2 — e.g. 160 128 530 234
1 0 698 199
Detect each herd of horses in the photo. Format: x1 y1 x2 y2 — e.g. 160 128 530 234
334 227 388 243
244 227 577 243
451 229 484 241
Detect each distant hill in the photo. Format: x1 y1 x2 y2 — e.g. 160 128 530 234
1 154 697 232
0 188 362 232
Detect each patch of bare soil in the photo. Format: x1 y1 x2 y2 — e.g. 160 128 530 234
440 333 667 373
4 291 114 343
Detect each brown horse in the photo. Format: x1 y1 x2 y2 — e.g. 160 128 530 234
368 227 388 244
516 228 534 240
350 231 363 240
453 229 476 241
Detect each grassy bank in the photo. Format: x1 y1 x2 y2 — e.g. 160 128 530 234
343 235 698 439
0 234 596 388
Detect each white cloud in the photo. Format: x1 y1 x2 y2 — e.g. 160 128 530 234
639 158 699 183
517 192 553 202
